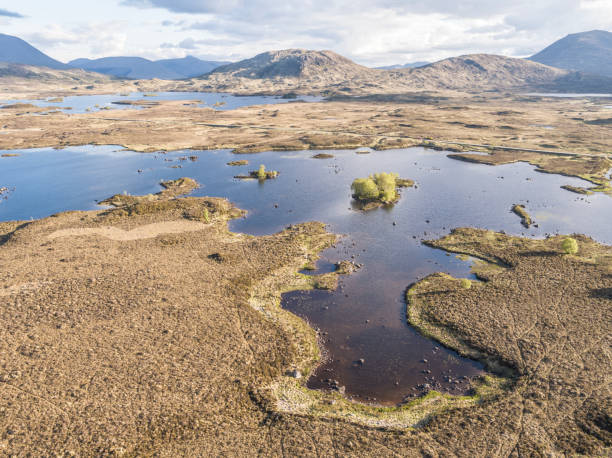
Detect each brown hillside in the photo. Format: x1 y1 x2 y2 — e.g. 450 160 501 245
209 49 378 80
188 50 612 95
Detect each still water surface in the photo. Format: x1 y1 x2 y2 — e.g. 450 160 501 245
0 91 322 114
1 146 610 404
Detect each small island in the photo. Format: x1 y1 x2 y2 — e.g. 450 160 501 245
99 177 199 207
234 164 279 181
227 159 249 166
351 172 414 210
312 153 335 159
511 204 533 228
561 184 593 195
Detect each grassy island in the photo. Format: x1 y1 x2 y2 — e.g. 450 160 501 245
511 204 533 228
234 164 279 180
99 177 199 207
227 159 249 166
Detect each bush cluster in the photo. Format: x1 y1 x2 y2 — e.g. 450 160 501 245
351 172 400 203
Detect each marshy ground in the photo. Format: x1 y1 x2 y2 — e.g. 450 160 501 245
408 228 612 455
0 91 610 189
0 89 611 456
1 186 610 455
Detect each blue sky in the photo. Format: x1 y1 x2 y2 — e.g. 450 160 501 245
1 0 611 66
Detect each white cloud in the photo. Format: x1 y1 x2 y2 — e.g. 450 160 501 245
24 22 129 59
5 0 612 65
116 0 612 65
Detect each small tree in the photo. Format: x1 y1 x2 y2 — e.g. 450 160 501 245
460 279 472 289
351 178 380 200
561 237 578 255
372 172 399 202
257 164 267 180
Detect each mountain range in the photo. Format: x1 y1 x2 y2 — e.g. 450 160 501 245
376 62 429 70
68 56 229 80
0 31 610 93
191 49 611 94
0 33 227 80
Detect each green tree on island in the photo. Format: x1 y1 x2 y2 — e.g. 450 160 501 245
351 172 402 203
351 178 380 200
257 164 267 180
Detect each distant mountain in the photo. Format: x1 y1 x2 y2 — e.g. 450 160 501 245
404 54 568 90
0 33 69 70
69 57 180 79
155 56 229 78
376 61 429 70
69 55 229 80
208 49 376 80
530 30 612 78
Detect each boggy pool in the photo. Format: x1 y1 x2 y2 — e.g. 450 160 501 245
0 91 322 114
1 146 611 405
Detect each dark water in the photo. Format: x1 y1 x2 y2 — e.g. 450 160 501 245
0 91 322 114
1 146 611 404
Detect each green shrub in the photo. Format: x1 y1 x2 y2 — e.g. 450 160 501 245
372 172 399 202
351 172 405 202
561 237 578 255
460 279 472 289
257 164 267 180
351 178 380 200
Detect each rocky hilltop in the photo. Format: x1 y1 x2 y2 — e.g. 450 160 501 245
530 30 612 78
209 49 377 80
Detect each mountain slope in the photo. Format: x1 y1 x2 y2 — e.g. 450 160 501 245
530 30 612 78
402 54 568 90
0 33 69 69
69 56 228 80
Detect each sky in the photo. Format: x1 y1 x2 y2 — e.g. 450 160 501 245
1 0 611 66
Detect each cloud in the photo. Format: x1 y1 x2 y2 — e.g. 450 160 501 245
122 0 240 14
0 8 24 18
24 23 129 59
13 0 612 66
161 36 242 50
117 0 612 65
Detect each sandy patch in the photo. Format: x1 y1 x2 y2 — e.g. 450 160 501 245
47 220 209 241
